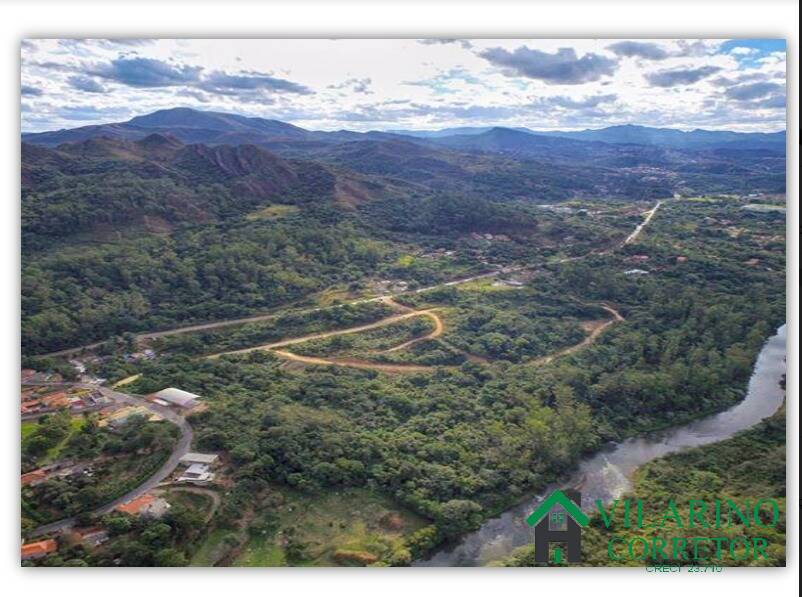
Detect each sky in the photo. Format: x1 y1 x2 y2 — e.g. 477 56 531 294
20 38 787 133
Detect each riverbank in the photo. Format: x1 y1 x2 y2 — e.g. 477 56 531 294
417 324 787 566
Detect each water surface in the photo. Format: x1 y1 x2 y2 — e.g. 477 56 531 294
418 325 787 566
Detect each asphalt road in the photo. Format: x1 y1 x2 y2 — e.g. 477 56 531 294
40 200 665 360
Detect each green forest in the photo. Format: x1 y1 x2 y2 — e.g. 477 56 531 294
21 121 786 568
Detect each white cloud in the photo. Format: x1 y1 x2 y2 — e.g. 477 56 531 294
20 38 786 133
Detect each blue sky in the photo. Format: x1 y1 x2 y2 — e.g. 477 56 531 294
21 38 786 133
719 39 786 53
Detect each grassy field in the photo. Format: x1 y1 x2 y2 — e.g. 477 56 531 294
163 489 214 515
190 528 240 567
234 487 429 567
22 416 85 463
21 421 38 441
112 373 141 388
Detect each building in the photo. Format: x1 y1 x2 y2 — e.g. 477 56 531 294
178 463 215 485
68 527 109 548
624 269 650 276
153 387 200 408
40 391 69 408
21 538 57 560
102 405 161 429
179 452 219 466
115 494 171 519
21 399 42 414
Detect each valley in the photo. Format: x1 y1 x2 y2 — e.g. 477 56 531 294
20 108 786 568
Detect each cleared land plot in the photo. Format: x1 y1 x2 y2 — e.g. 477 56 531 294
235 488 428 567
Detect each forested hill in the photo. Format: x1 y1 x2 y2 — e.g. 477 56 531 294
20 108 786 354
23 108 785 204
21 134 411 246
22 109 786 248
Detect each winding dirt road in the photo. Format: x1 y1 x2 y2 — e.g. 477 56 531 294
527 304 624 366
225 302 624 374
272 351 436 373
207 306 442 359
42 200 662 366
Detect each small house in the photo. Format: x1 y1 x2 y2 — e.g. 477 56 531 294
21 538 57 560
178 463 215 485
115 494 171 519
21 469 48 487
69 527 109 548
40 391 69 408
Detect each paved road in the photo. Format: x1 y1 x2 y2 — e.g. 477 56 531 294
27 386 192 538
40 200 664 360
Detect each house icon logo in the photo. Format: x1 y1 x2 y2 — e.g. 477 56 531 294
526 489 588 564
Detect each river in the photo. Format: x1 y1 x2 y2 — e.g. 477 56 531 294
417 324 787 566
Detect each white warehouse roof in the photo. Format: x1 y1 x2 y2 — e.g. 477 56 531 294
154 387 200 406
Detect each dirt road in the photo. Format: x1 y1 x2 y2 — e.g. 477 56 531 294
272 350 436 373
233 302 624 374
40 200 662 360
208 307 441 359
623 201 663 245
527 304 624 366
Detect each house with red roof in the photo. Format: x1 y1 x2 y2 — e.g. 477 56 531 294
115 493 171 518
40 391 69 408
21 538 57 560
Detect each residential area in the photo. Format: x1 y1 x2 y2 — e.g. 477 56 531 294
21 370 220 565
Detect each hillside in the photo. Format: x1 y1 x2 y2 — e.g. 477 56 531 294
21 134 411 246
23 109 785 203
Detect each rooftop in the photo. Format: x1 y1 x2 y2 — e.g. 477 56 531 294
115 494 156 515
155 387 200 406
21 469 48 486
180 452 219 464
21 538 57 559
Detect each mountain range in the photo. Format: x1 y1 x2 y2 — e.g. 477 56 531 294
21 108 785 246
24 107 785 153
392 123 786 152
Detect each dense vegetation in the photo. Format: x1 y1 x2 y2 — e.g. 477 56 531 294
104 197 783 566
21 110 784 355
25 501 207 567
20 108 786 567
